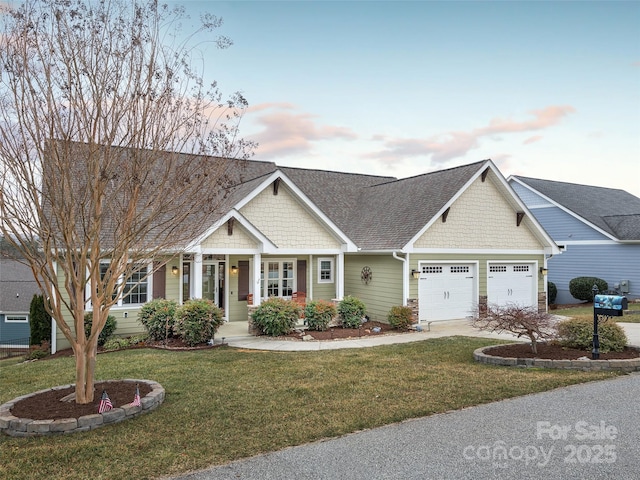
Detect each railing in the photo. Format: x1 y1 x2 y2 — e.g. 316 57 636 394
0 337 30 360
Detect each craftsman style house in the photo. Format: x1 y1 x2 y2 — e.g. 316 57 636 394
52 147 559 352
509 176 640 304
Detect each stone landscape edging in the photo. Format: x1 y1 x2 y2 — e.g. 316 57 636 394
0 379 164 437
474 344 640 372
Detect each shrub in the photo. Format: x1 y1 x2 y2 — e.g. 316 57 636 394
304 300 337 331
557 317 627 353
569 277 608 302
102 334 148 352
138 298 178 341
387 306 414 330
29 294 51 346
337 296 367 329
26 344 50 360
547 281 557 305
251 297 301 336
84 312 117 346
175 299 224 346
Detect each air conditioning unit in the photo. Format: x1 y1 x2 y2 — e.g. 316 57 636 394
620 280 630 294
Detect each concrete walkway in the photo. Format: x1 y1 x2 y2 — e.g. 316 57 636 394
215 318 640 351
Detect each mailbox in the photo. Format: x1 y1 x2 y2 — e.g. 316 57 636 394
594 294 628 316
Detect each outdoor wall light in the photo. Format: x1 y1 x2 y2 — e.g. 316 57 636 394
539 267 548 276
231 265 239 275
171 265 179 276
411 269 420 279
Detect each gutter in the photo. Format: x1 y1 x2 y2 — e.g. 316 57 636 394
392 251 408 307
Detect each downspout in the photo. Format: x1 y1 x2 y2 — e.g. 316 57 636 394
392 251 408 307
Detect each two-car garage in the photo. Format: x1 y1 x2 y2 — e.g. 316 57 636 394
418 262 537 322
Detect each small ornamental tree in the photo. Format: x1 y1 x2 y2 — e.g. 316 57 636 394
471 304 556 354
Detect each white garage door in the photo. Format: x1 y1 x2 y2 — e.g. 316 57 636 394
418 264 476 322
487 263 536 308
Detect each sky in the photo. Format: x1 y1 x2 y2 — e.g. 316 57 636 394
118 1 640 198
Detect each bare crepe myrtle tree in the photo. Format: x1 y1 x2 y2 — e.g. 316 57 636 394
471 303 556 354
0 0 254 403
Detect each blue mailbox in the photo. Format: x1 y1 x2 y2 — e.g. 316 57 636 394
594 295 628 316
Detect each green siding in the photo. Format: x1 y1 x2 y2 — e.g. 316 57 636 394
344 255 403 323
311 255 337 301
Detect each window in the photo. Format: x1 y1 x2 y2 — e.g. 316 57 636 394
5 315 28 323
260 260 295 298
318 258 334 283
94 261 151 306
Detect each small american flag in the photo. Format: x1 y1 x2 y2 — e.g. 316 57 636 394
130 384 141 407
98 390 113 413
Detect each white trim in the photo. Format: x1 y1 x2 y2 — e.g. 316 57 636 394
558 240 619 246
187 210 276 252
412 248 548 255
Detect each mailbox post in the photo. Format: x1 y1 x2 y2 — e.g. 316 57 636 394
592 285 599 360
592 288 628 360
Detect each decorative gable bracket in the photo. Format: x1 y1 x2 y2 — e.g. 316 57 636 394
441 207 450 223
227 217 235 235
273 178 281 195
516 211 525 227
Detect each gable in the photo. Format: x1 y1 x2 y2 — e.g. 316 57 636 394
200 221 259 250
527 205 610 242
414 176 543 250
240 184 342 250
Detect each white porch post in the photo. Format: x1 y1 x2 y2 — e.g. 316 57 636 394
253 253 262 306
193 253 203 299
336 252 344 300
308 254 313 300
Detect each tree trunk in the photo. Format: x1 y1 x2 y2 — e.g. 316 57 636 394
72 336 99 404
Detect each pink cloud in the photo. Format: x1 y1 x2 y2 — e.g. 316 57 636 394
523 135 543 145
365 105 575 165
245 104 358 158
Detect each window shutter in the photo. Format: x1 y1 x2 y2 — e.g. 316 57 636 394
238 261 249 301
297 260 307 294
153 264 166 299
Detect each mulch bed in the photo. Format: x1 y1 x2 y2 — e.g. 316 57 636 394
485 343 640 360
9 381 153 421
282 321 401 340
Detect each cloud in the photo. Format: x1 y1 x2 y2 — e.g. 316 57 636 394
365 105 576 166
245 103 358 158
633 61 640 67
523 135 543 145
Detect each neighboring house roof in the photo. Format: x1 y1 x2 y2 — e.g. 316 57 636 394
511 176 640 241
0 257 40 312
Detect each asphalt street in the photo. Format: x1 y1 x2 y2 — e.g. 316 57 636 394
170 373 640 480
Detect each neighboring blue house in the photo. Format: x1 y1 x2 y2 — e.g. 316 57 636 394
508 176 640 304
0 255 40 347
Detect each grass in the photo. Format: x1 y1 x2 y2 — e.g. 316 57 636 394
0 337 621 480
555 302 640 322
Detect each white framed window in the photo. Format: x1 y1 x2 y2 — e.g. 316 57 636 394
317 257 334 283
260 259 295 299
5 314 28 323
93 261 151 307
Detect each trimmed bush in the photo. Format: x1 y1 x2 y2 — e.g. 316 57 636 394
557 317 628 353
29 294 51 345
138 298 178 341
337 296 366 329
84 312 117 347
387 306 414 330
251 297 302 336
102 334 148 352
547 281 557 305
176 299 224 346
304 300 337 331
569 277 608 302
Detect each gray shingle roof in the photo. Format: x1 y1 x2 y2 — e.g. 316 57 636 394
513 176 640 240
0 257 40 312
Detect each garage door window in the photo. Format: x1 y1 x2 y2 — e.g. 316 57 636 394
450 266 469 273
514 265 530 272
422 266 442 274
490 265 507 273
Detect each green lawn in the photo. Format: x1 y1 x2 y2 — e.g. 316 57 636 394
555 302 640 322
0 337 620 480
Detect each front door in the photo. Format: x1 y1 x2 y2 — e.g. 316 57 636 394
202 263 218 304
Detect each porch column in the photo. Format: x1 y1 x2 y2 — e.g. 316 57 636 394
193 253 203 299
336 252 344 300
253 253 262 306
